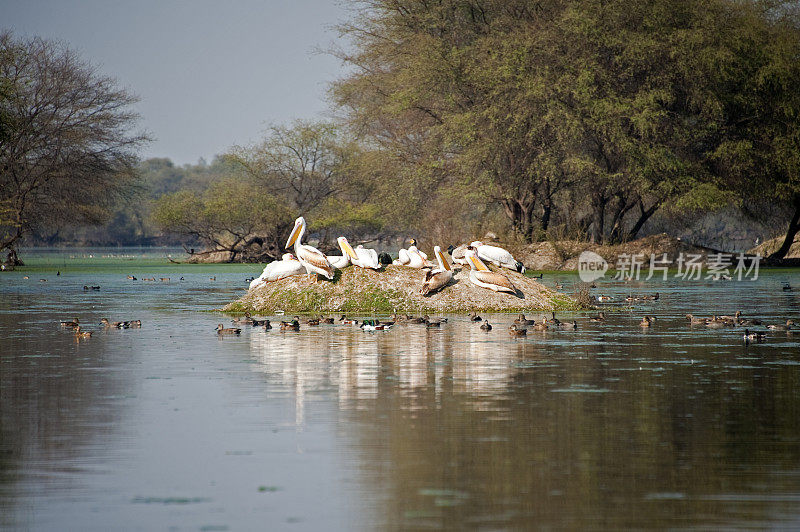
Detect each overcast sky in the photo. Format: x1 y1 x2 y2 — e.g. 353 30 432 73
1 0 350 165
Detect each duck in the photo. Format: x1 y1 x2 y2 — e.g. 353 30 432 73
705 317 731 329
60 317 80 328
128 320 142 328
589 312 606 322
468 311 482 322
464 248 516 294
209 276 216 281
480 321 492 331
360 319 392 331
685 314 708 325
216 324 241 335
285 216 334 282
514 313 536 326
556 320 578 330
554 281 564 290
508 324 528 336
306 318 320 326
420 246 453 295
643 292 660 301
532 321 549 331
127 275 137 280
160 278 170 282
423 314 447 325
339 315 359 325
251 318 270 326
100 318 127 328
640 316 653 327
406 315 427 324
782 282 792 291
530 273 543 279
596 295 613 302
262 320 272 330
767 320 796 331
142 277 155 281
83 285 100 290
743 329 766 343
320 316 335 324
232 312 255 325
279 319 301 331
547 312 561 326
469 241 525 273
74 326 93 338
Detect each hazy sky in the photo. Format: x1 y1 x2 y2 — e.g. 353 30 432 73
0 0 350 164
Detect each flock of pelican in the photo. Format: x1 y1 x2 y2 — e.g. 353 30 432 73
249 216 525 296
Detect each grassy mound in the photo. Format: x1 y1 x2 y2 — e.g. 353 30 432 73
223 264 579 314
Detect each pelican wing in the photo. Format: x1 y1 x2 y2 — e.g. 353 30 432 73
298 245 334 278
421 270 452 295
473 270 516 293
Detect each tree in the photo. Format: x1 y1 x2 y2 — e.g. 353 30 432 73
0 32 147 262
152 179 293 261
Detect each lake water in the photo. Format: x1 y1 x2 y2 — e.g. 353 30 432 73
1 248 800 530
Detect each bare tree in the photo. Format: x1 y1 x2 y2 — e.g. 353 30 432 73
0 32 148 263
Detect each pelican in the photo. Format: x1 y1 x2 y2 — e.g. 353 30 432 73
447 244 469 266
285 216 335 281
353 244 380 269
420 246 453 295
327 237 360 269
464 248 516 294
249 253 306 289
470 241 525 273
393 239 430 268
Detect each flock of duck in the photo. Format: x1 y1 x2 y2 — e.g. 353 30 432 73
59 317 141 339
249 216 526 296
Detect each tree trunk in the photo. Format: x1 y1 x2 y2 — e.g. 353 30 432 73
625 200 661 241
768 199 800 260
590 191 607 244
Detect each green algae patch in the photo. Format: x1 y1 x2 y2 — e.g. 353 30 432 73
223 264 581 314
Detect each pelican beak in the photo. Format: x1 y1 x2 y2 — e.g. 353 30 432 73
470 254 489 271
436 248 450 271
341 239 359 261
285 221 301 249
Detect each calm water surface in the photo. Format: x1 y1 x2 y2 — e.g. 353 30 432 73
1 249 800 530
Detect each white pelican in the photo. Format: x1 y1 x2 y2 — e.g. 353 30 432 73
249 253 306 289
470 241 525 272
393 239 431 268
447 244 469 266
353 244 380 269
420 246 453 295
328 237 360 269
464 248 517 294
285 216 335 281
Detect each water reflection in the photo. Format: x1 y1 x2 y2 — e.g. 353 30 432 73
1 260 800 529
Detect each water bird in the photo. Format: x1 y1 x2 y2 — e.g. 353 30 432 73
378 252 393 265
339 315 359 325
74 326 93 338
767 320 796 331
556 320 578 330
685 314 708 325
83 285 100 290
142 277 155 281
554 281 564 290
209 276 216 281
514 314 535 326
231 312 254 325
360 319 392 331
39 279 47 282
464 248 516 294
262 320 272 330
406 315 427 324
245 277 255 283
480 321 492 331
60 317 80 327
250 318 270 326
640 316 653 327
160 278 170 282
394 239 431 268
216 324 241 335
782 282 792 291
306 318 320 326
128 320 141 328
100 318 127 328
320 316 335 324
423 315 447 325
420 246 453 295
532 320 549 331
596 295 613 302
280 320 300 331
469 241 525 273
508 324 527 336
127 275 137 280
468 311 482 321
250 253 306 289
285 216 335 282
353 243 381 270
743 329 766 343
327 237 360 270
589 312 606 322
530 273 543 279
